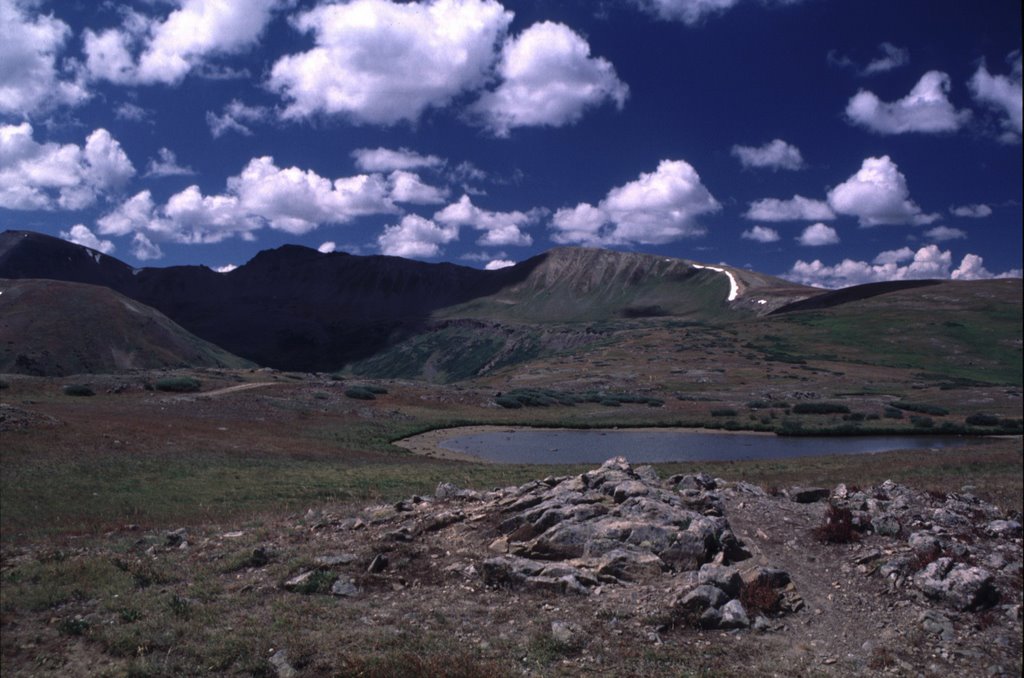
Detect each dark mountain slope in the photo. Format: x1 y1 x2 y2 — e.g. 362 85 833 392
0 231 542 371
769 279 944 315
0 278 253 376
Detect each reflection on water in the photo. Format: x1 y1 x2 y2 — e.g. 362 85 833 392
439 429 976 464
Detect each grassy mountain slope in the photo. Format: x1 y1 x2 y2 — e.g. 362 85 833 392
758 278 1023 386
439 247 814 323
0 278 254 376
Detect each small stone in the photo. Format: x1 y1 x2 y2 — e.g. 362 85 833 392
283 571 314 591
367 554 388 574
719 599 750 629
679 584 729 610
551 621 581 645
698 564 742 597
269 649 297 678
314 553 356 567
871 513 902 537
330 577 359 597
985 520 1023 538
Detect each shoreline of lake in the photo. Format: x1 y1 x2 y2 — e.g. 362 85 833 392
395 425 981 464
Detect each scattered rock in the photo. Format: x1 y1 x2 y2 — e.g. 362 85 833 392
914 558 999 611
330 577 359 597
269 650 297 678
367 554 388 574
719 599 750 629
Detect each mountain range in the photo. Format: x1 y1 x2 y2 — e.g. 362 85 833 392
4 229 1019 383
0 229 816 375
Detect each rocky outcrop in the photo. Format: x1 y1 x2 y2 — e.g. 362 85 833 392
828 479 1021 612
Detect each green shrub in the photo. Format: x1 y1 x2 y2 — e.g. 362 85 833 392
792 402 850 415
910 415 934 428
883 407 904 419
344 387 376 400
0 379 9 390
495 396 522 409
965 413 1000 427
843 412 866 421
62 384 94 397
154 377 201 393
892 401 948 416
711 408 738 417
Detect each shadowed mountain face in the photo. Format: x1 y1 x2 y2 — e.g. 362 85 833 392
0 278 253 376
0 231 543 371
0 230 819 373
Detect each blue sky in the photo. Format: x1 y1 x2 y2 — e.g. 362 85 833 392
1 0 1021 287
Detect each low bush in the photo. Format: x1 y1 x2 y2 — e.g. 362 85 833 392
62 384 94 397
0 379 9 390
965 413 1000 427
892 401 949 416
344 387 377 400
154 377 201 393
739 578 781 616
883 407 904 419
910 415 934 429
792 402 850 415
813 504 860 544
711 408 738 417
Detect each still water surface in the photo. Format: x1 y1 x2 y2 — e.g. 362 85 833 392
438 429 976 464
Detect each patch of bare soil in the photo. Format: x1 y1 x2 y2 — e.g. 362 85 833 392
3 458 1019 676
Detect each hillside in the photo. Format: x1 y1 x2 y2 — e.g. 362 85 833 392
0 231 814 373
439 247 815 322
0 278 253 376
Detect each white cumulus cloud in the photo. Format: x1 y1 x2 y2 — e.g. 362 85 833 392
59 224 115 254
377 214 459 258
388 170 448 205
352 147 444 173
551 160 720 246
924 226 967 242
744 195 834 222
131 232 163 261
785 244 1020 288
740 225 780 243
145 148 195 177
83 0 289 86
214 263 238 273
97 157 398 245
269 0 512 124
797 222 839 246
485 259 515 270
826 156 936 227
434 195 539 247
636 0 741 24
0 0 89 116
950 203 992 218
969 53 1023 143
206 100 271 138
0 123 134 210
473 21 628 136
317 241 336 254
863 42 911 75
952 254 1021 281
731 139 804 170
846 71 970 134
227 156 396 234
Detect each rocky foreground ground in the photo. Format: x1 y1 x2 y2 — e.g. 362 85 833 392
3 457 1022 676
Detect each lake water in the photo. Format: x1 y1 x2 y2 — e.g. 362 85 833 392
438 429 977 464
